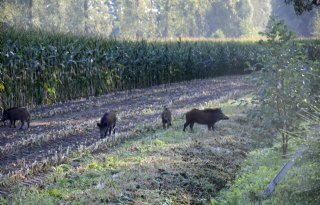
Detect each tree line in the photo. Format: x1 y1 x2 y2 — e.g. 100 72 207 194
1 0 319 38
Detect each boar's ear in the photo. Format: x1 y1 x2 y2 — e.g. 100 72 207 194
97 123 101 128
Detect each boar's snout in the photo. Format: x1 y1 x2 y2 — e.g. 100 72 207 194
97 123 108 139
216 108 229 120
222 113 229 120
1 113 7 122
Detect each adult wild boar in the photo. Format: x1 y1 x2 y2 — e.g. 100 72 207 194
1 107 31 129
1 107 17 126
97 111 117 140
161 107 172 129
183 108 229 132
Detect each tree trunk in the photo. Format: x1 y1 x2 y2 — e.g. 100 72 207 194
57 1 62 32
282 132 287 156
28 0 33 28
282 125 289 157
163 0 170 37
84 0 89 33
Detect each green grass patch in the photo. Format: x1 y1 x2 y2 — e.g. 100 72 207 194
212 137 320 205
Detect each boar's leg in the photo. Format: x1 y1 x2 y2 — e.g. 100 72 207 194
111 131 116 142
211 123 215 131
112 124 116 134
183 121 190 132
10 120 16 128
19 120 25 129
208 124 215 131
107 126 112 136
189 122 194 131
102 129 108 139
27 120 30 129
162 119 168 129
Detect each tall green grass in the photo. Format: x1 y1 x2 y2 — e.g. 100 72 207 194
0 27 319 108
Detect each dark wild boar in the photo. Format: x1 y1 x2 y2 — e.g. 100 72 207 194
161 107 172 129
1 107 30 129
1 107 18 126
97 111 117 140
183 108 229 132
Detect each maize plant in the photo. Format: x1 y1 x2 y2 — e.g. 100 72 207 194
1 27 319 108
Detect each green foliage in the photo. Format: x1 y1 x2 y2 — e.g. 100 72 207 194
0 27 259 107
284 0 320 14
215 99 320 204
214 101 320 205
212 29 225 38
0 82 4 92
103 156 120 169
2 0 317 38
312 9 320 37
48 189 62 198
213 138 320 205
250 17 319 155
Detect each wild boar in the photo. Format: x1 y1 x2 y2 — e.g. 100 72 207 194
161 107 172 129
1 107 18 126
183 108 229 132
1 107 30 129
97 111 117 140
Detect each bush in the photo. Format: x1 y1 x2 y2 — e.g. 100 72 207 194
249 17 319 156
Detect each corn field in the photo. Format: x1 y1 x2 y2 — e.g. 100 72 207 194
1 27 319 108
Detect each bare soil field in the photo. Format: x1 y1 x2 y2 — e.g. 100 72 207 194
0 75 253 198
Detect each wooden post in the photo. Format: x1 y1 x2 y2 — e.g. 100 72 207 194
261 145 306 197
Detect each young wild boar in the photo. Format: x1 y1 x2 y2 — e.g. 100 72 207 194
1 107 31 129
161 107 172 129
97 111 117 139
183 108 229 132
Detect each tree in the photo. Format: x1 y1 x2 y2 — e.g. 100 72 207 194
84 0 89 33
251 0 272 34
28 0 33 28
272 0 316 36
31 1 63 32
312 9 320 36
212 28 225 38
237 0 255 36
285 0 320 14
251 17 316 156
207 1 240 37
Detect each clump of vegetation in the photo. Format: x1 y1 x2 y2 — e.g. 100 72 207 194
212 102 320 204
213 17 320 204
0 26 259 108
212 29 225 38
212 136 320 204
2 25 319 110
249 17 319 156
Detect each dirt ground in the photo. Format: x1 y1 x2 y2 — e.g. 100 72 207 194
0 75 252 196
